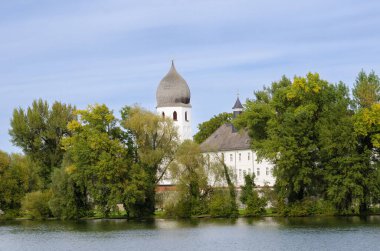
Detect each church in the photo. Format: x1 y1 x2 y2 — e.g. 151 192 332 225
156 61 275 187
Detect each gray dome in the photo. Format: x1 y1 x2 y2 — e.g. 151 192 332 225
156 61 191 108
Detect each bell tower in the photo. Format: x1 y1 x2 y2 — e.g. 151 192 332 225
156 61 192 141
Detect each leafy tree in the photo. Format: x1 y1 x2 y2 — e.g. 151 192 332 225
122 106 179 217
0 152 40 214
353 70 380 109
62 104 133 217
21 190 52 219
194 112 232 144
166 140 209 217
240 174 267 216
49 167 90 219
9 99 76 187
236 74 347 203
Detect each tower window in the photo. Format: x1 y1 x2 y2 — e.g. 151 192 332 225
173 111 177 121
162 112 165 118
185 111 188 121
257 168 260 176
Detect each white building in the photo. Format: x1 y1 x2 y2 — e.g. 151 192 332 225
156 61 192 141
200 97 275 187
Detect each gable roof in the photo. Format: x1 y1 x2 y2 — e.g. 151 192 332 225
200 123 251 152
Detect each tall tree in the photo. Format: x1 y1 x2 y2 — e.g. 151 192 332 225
167 140 209 217
9 99 76 187
61 104 133 216
353 70 380 109
194 112 232 144
122 106 179 216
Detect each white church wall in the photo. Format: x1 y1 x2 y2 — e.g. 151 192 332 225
204 150 275 187
157 106 192 141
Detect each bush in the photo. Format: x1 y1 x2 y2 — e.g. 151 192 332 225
277 197 336 216
21 190 52 219
209 190 236 217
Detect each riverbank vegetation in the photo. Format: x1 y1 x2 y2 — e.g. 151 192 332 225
0 70 379 220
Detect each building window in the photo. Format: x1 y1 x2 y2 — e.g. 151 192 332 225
239 169 242 179
230 154 233 162
173 111 177 121
257 168 260 176
162 112 165 118
248 168 251 174
185 111 188 121
239 153 241 161
243 170 246 176
248 152 250 161
266 167 269 175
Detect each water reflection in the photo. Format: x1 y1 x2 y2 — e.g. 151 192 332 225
1 216 380 251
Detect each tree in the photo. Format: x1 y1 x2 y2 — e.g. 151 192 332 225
61 104 133 217
353 70 380 109
194 112 232 144
166 140 209 217
349 70 380 213
9 99 76 187
0 152 40 214
236 74 345 203
240 174 267 216
122 106 179 217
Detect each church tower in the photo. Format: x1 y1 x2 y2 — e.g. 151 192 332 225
156 61 192 141
232 96 243 118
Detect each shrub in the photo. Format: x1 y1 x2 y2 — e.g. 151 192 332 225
209 190 236 217
21 190 52 219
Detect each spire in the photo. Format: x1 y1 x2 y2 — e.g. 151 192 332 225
232 96 243 109
232 95 243 118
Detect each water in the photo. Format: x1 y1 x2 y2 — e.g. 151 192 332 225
1 216 380 251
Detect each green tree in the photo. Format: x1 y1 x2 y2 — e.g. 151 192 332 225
236 74 346 204
166 140 209 217
240 174 267 216
9 99 76 187
122 106 179 217
353 70 380 109
21 190 52 219
62 104 133 217
0 152 40 215
49 167 90 219
194 112 232 144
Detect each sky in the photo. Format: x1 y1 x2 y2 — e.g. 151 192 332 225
1 0 380 153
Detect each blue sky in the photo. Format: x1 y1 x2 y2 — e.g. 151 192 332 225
1 0 379 153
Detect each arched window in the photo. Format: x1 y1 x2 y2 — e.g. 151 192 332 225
173 111 177 121
185 111 188 121
162 112 165 118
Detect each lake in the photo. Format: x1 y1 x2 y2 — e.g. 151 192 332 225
1 216 380 251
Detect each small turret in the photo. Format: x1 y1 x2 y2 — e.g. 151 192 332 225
232 96 243 118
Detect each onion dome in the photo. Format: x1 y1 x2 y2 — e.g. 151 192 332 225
156 61 191 108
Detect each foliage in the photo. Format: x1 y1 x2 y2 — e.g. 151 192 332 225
165 140 209 217
236 71 380 214
122 106 179 217
9 99 76 187
21 190 52 219
194 112 232 144
208 189 236 217
49 167 90 219
240 174 267 216
352 70 380 109
0 152 40 213
62 104 134 217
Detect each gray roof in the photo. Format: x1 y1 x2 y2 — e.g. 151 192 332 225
156 61 191 108
200 123 251 152
232 97 243 109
